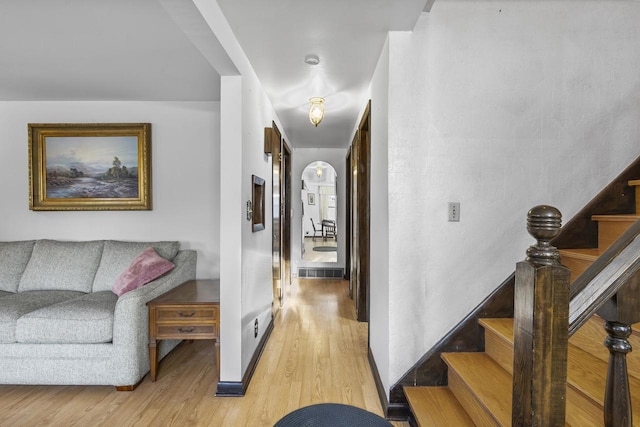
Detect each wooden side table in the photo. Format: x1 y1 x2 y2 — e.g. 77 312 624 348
147 279 220 382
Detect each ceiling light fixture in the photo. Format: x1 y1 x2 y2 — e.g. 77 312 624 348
309 97 325 127
316 165 323 177
304 54 320 66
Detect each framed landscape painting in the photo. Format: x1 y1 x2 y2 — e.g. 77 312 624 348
29 123 152 211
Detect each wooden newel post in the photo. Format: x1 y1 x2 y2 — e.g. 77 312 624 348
512 205 571 426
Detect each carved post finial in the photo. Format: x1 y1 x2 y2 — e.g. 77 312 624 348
526 205 562 265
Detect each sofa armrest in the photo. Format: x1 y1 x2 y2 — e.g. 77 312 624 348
112 250 197 347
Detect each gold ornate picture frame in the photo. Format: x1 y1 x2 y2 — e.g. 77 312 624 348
29 123 152 211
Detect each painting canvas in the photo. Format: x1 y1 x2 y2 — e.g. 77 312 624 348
29 123 151 210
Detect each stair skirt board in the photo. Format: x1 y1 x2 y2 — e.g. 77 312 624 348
298 268 344 279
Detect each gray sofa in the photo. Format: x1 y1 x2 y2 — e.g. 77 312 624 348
0 239 196 389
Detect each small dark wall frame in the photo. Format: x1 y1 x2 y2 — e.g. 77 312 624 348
252 175 265 232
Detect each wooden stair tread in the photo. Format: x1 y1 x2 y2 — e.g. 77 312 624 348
559 248 602 261
404 386 475 427
594 214 639 249
403 318 639 426
481 318 640 415
558 249 602 282
479 319 612 425
591 214 640 222
570 316 640 379
482 317 640 379
479 317 512 338
442 352 512 426
442 352 585 426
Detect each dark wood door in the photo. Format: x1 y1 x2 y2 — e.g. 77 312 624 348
270 123 282 317
357 127 370 323
350 133 360 311
282 141 292 294
345 149 352 286
350 101 370 323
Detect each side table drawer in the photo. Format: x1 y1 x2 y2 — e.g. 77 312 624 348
157 324 218 338
156 307 218 321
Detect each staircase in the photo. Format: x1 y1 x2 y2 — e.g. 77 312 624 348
404 181 640 426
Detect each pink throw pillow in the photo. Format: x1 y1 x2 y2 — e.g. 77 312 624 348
112 247 175 296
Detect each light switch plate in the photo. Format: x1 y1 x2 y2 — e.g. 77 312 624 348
448 202 460 222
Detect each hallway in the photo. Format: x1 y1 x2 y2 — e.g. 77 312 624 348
0 279 407 426
246 278 402 425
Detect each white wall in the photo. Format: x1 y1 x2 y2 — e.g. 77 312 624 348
193 0 289 382
367 37 391 395
292 149 347 272
371 1 640 394
238 73 281 376
217 71 275 379
218 76 244 382
0 101 220 280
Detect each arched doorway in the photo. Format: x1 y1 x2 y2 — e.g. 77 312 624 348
301 161 337 263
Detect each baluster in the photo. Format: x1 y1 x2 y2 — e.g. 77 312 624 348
512 205 570 426
603 320 632 427
599 271 640 427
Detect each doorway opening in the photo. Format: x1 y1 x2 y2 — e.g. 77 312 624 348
301 161 338 264
349 101 370 323
266 123 292 316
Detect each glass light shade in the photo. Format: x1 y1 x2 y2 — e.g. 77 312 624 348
309 97 325 127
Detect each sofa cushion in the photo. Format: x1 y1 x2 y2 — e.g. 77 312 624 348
18 240 105 293
112 247 175 296
0 290 14 299
92 240 179 292
16 291 118 344
0 241 36 293
0 290 84 343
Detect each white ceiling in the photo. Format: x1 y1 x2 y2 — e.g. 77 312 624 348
0 0 220 101
217 0 427 148
0 0 427 149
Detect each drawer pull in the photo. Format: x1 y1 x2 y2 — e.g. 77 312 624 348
178 311 196 317
178 327 195 333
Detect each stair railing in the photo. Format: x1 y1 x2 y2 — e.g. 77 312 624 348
512 205 640 427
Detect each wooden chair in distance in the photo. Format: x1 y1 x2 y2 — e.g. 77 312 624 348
322 220 337 241
310 218 323 241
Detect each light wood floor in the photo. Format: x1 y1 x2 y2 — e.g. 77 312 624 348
302 237 338 262
0 279 408 426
